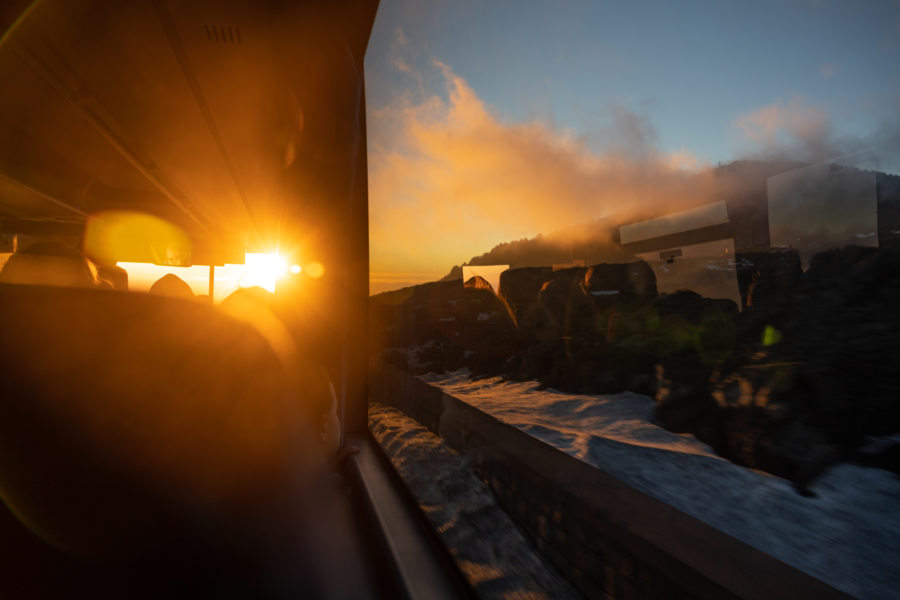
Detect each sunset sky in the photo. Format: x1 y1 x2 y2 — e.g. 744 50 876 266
364 0 900 294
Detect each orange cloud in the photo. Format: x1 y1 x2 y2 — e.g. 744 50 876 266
368 61 711 290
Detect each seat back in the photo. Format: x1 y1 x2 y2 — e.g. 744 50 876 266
0 283 321 561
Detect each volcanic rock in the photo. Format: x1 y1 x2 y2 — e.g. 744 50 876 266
581 261 657 307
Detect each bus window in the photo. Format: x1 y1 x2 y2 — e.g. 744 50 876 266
366 2 900 599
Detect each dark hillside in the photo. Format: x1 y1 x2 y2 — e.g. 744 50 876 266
371 245 900 494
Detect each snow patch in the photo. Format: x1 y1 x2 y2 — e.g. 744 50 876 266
418 370 900 600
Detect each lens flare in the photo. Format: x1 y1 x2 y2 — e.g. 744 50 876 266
304 261 324 279
84 211 191 266
290 264 302 274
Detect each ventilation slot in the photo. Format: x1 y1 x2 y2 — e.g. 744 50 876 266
204 25 242 44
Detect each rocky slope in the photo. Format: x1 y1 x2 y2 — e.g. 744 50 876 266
370 246 900 492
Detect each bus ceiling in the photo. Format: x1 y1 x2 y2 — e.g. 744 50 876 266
0 0 378 267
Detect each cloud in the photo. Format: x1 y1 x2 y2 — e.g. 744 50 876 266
392 57 412 73
387 26 424 91
733 96 836 162
733 95 900 172
368 61 718 281
593 103 660 163
735 97 830 146
369 56 900 290
394 27 408 47
666 148 708 171
390 27 411 72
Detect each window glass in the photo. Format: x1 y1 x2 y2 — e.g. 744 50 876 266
366 2 900 598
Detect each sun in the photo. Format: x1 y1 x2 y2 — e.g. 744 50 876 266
240 252 289 292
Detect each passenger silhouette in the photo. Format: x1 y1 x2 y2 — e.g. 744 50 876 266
97 263 129 291
0 241 99 288
148 273 194 298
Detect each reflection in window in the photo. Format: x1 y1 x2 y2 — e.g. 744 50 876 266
768 162 878 267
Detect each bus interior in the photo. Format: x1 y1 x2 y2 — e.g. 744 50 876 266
0 1 476 597
2 2 899 599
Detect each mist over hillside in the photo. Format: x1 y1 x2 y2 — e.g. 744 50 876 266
439 220 632 281
440 158 894 281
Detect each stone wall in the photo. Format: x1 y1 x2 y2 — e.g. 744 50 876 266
369 361 851 600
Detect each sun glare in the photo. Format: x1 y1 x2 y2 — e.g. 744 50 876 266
118 251 305 301
241 252 288 293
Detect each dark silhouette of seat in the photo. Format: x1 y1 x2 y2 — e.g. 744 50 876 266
0 283 330 597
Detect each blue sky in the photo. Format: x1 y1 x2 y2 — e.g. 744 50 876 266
367 0 899 163
364 0 900 291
